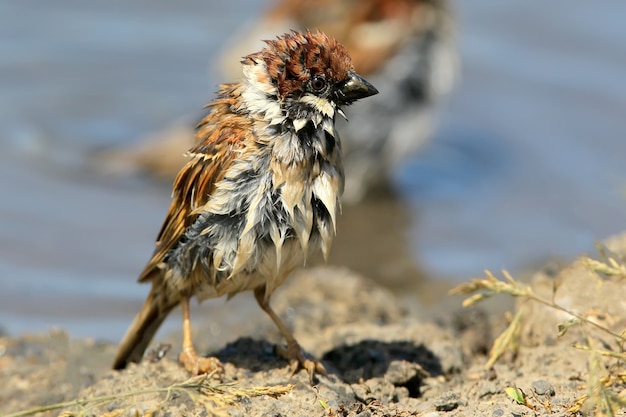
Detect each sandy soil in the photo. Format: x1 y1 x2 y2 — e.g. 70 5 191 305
2 236 626 416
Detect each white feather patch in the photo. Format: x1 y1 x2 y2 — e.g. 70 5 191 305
230 231 255 278
281 179 305 221
322 119 335 137
241 62 283 122
293 118 308 132
299 94 335 118
317 217 333 261
292 204 312 260
269 221 285 273
313 171 340 232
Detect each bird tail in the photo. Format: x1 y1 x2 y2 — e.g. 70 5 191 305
112 290 175 370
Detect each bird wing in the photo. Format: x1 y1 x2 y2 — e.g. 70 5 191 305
139 84 254 283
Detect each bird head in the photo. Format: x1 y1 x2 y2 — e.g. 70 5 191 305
240 30 378 124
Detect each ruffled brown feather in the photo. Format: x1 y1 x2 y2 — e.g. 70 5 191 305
138 86 253 284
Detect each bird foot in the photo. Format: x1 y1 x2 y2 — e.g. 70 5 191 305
179 349 223 376
276 341 327 383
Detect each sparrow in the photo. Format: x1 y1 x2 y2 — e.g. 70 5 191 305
94 0 456 203
112 31 378 379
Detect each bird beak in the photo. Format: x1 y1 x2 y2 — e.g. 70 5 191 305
341 71 379 101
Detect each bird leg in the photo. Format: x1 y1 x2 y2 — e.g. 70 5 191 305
178 295 222 375
254 286 327 381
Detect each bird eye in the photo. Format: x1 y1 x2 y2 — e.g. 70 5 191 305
310 75 327 92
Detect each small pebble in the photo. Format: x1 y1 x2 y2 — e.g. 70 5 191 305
492 409 504 417
435 393 460 412
385 360 421 385
531 379 555 396
123 407 141 417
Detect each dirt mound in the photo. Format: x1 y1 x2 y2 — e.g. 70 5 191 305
2 239 626 416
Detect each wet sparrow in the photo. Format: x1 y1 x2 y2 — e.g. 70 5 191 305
112 31 378 379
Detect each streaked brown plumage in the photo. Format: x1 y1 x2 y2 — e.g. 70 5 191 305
112 31 377 379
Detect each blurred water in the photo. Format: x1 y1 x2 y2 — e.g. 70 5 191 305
399 0 626 276
1 0 626 340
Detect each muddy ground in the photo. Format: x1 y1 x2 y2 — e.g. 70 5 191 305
2 235 626 416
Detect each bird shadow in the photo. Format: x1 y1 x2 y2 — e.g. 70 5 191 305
212 337 288 373
322 339 443 382
211 337 443 396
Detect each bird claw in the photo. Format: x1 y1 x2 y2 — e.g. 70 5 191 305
276 342 327 383
179 349 223 376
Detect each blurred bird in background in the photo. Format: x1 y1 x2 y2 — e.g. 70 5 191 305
95 0 458 203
